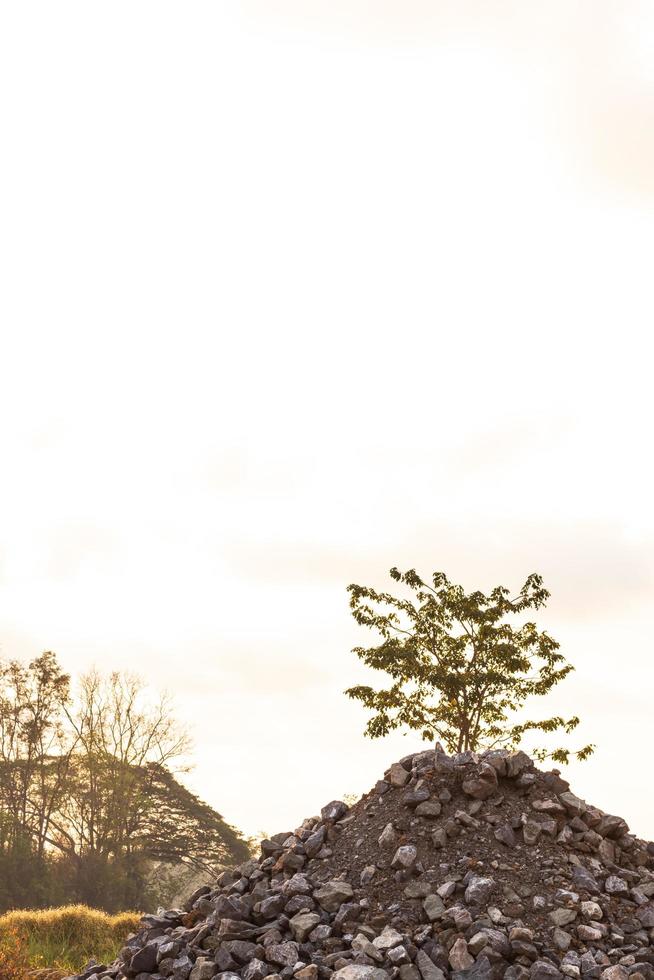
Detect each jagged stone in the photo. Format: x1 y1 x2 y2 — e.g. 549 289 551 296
352 933 385 962
190 960 219 979
448 938 474 971
464 875 495 905
288 912 321 942
321 800 349 822
415 800 442 818
506 751 533 777
600 969 629 980
389 763 411 788
415 951 446 980
423 893 446 921
296 967 318 980
391 845 418 869
531 962 563 980
550 908 578 927
605 875 629 896
572 866 600 894
559 792 586 817
495 823 517 847
265 942 299 968
314 880 354 911
378 822 396 848
451 956 492 980
373 927 404 951
462 764 498 800
333 968 389 980
130 944 159 972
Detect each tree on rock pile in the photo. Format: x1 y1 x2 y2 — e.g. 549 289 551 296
346 567 594 763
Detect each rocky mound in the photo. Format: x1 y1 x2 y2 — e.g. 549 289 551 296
66 748 654 980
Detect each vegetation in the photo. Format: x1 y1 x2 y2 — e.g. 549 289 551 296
346 567 594 763
0 904 140 974
0 653 249 913
0 922 31 980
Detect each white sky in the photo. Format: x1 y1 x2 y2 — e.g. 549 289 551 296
1 2 653 840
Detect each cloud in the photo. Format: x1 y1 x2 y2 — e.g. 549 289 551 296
222 516 653 623
243 0 654 197
43 523 123 581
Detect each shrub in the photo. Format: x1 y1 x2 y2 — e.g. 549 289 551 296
0 905 141 973
0 924 30 980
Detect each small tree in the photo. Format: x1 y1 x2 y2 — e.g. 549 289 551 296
346 567 593 763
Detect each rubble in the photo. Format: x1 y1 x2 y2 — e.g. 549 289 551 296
65 748 654 980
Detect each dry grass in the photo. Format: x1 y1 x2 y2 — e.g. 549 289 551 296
0 905 141 974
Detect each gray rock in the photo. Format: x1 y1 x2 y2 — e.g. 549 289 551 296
265 943 300 968
637 905 654 929
296 967 319 980
605 876 629 896
464 876 496 905
506 751 533 778
190 959 218 980
361 865 376 885
451 955 493 980
462 764 498 801
352 933 384 963
523 820 543 845
392 845 418 870
559 792 586 817
389 763 411 788
597 815 629 840
495 823 517 847
171 955 194 980
552 929 572 951
332 967 389 980
378 822 397 848
403 781 431 808
404 879 433 898
531 962 563 980
130 944 160 973
260 894 285 919
449 938 474 971
241 961 270 980
550 909 578 927
314 880 354 911
304 827 326 857
423 893 446 921
600 969 629 980
504 967 531 980
482 750 509 776
478 928 511 958
321 800 348 822
572 867 600 895
532 798 566 818
309 924 332 943
416 950 446 980
415 800 442 818
289 912 321 942
373 928 404 952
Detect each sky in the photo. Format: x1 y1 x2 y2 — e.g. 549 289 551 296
0 2 653 840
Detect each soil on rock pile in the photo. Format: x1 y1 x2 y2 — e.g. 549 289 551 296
68 749 654 980
312 752 578 932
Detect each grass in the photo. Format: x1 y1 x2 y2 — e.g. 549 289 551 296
0 905 141 974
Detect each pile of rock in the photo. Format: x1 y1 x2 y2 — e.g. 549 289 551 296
67 748 654 980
